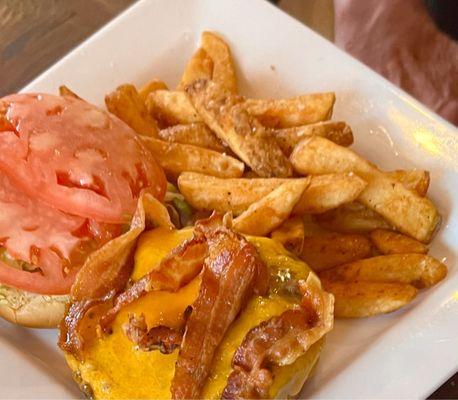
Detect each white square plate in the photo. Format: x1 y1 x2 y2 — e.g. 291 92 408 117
1 0 457 398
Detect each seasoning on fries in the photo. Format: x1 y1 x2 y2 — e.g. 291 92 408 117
105 84 159 137
322 280 418 318
244 92 336 128
273 120 354 155
186 79 293 177
291 136 440 242
158 122 225 152
233 179 309 235
141 137 244 180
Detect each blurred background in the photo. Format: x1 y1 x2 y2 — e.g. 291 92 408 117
0 0 456 397
0 0 456 124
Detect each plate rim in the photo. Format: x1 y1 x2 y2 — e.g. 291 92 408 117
8 0 458 398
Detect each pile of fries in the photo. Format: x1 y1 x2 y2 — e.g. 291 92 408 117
61 31 447 319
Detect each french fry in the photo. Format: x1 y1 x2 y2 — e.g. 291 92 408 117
177 172 366 216
146 90 202 126
146 91 337 132
242 171 260 178
319 254 447 288
273 121 353 155
178 47 213 90
105 84 158 137
315 202 391 233
186 79 292 177
292 173 366 214
270 216 305 254
138 79 168 103
178 172 282 215
386 169 430 196
59 85 82 100
321 280 418 318
299 233 372 272
291 136 440 242
141 137 244 180
302 214 330 237
244 93 335 128
201 31 237 93
158 123 226 152
233 179 309 236
363 176 438 242
370 229 428 254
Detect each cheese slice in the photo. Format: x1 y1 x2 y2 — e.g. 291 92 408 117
67 227 324 399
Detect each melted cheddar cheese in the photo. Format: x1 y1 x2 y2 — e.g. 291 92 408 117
67 227 323 399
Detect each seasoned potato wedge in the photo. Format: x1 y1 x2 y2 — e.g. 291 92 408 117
146 90 202 126
386 169 430 197
273 121 353 155
270 216 305 254
299 233 372 272
370 229 428 254
178 47 213 90
315 202 391 233
105 84 158 137
322 280 418 318
362 174 439 243
302 215 330 237
233 179 309 236
141 137 244 180
244 93 335 128
158 123 225 152
186 79 292 177
291 137 440 242
178 172 284 215
59 85 82 100
201 31 237 93
139 79 168 103
177 172 365 216
292 173 366 215
319 254 447 288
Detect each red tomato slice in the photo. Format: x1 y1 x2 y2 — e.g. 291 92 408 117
0 252 76 295
0 170 118 295
0 94 166 223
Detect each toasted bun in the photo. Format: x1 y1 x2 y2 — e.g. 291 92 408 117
0 286 68 328
66 228 330 399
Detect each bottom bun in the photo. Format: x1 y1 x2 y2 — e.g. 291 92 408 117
67 338 324 400
273 338 324 399
0 285 68 328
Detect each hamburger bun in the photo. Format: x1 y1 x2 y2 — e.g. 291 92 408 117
0 285 68 328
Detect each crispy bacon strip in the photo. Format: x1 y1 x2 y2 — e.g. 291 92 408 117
222 309 314 399
170 223 269 399
123 314 183 354
222 280 334 399
59 290 117 358
99 213 267 334
268 283 334 365
99 232 207 333
59 217 139 359
59 194 171 360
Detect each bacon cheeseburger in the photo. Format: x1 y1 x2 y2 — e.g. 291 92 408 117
60 214 334 399
0 93 165 327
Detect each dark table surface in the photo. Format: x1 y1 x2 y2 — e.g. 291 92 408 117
0 0 456 398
